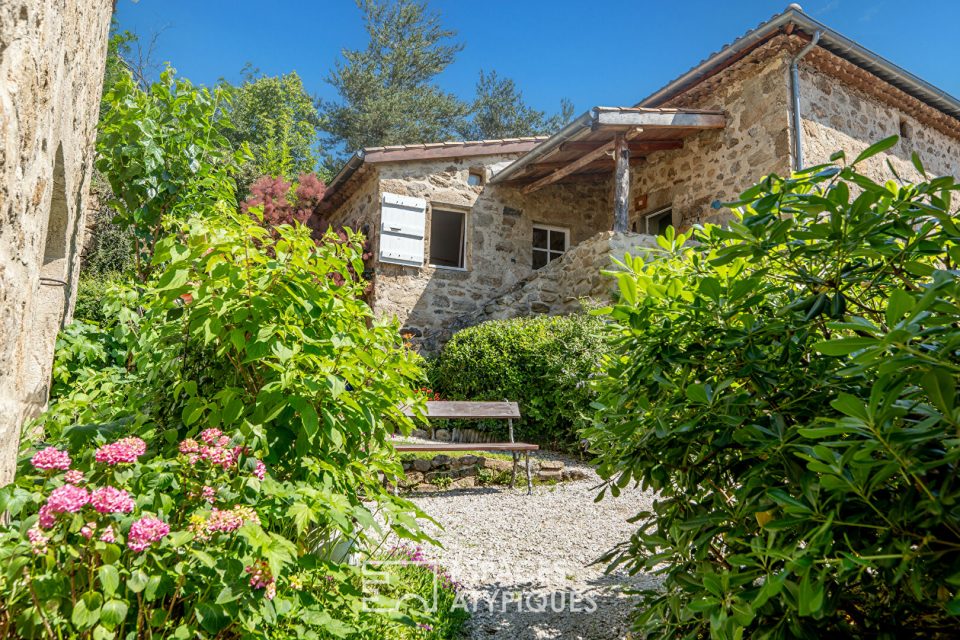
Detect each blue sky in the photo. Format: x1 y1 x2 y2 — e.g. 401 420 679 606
116 0 960 118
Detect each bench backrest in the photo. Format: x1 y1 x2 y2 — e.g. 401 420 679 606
401 401 520 420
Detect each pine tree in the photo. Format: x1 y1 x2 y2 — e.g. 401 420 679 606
461 70 574 140
321 0 468 155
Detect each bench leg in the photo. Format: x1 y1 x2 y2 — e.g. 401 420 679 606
525 452 532 495
511 452 518 488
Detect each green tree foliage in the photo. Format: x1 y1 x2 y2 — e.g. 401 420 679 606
321 0 468 154
96 68 239 280
587 138 960 638
459 70 573 141
223 68 325 190
429 314 608 448
0 62 464 634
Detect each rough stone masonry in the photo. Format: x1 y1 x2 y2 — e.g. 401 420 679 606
0 0 113 485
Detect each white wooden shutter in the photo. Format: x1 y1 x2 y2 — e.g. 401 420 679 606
379 193 426 266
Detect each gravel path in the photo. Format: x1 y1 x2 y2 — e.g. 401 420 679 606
408 453 661 639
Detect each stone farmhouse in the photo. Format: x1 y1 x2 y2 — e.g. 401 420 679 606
327 4 960 352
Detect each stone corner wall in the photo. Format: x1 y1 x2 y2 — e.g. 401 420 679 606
418 231 658 352
0 0 113 485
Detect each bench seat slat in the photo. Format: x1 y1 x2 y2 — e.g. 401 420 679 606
395 443 538 452
401 401 520 419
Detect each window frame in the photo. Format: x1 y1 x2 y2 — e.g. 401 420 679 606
428 206 468 271
643 206 673 236
467 169 484 186
531 223 570 270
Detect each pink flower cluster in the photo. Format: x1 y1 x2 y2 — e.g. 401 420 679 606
179 430 242 470
27 526 49 555
245 560 276 600
127 516 170 552
100 526 116 543
31 447 71 471
64 469 84 484
253 460 266 480
94 437 147 465
38 484 90 528
190 505 260 541
90 486 135 514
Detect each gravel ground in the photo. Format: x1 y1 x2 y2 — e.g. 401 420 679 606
407 451 662 639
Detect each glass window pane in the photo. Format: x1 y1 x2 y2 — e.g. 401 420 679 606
549 230 566 251
533 249 548 270
548 251 562 263
532 227 548 249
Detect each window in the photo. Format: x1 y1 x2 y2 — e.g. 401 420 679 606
532 224 569 269
642 206 673 236
467 170 484 186
429 208 467 269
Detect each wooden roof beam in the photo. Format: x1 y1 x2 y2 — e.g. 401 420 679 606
558 140 684 153
595 110 725 128
520 139 616 194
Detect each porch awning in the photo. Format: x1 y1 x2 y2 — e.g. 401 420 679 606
489 107 725 193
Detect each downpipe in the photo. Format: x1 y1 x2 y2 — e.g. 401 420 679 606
790 29 821 171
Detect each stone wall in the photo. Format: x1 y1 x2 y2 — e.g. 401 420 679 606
363 155 613 342
0 0 113 484
417 231 657 351
631 40 794 231
798 62 960 182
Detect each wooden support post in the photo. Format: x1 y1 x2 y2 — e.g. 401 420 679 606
613 134 630 232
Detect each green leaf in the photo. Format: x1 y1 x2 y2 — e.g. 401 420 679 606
98 564 120 596
195 603 229 633
885 290 915 327
851 135 899 165
100 599 129 630
72 591 103 630
922 368 955 415
685 383 710 405
127 569 149 593
814 337 878 356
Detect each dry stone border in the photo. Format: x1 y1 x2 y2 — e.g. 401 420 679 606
408 453 661 639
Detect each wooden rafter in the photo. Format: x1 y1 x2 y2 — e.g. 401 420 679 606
558 140 684 154
520 140 616 194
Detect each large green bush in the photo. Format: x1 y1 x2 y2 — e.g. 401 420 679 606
587 137 960 638
429 314 608 448
0 67 464 639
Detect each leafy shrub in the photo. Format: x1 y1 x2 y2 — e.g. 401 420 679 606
429 314 608 448
72 273 125 325
587 138 960 638
3 65 453 638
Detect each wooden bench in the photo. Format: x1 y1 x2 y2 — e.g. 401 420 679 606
396 401 538 494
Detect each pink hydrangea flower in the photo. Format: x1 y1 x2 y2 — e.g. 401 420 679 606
179 438 199 454
64 469 84 485
31 447 71 471
201 485 217 503
90 486 135 514
39 484 90 529
199 428 223 445
245 560 275 599
38 506 56 529
27 526 49 555
80 522 96 539
190 505 259 540
127 516 170 552
95 437 147 465
100 527 116 544
253 460 266 480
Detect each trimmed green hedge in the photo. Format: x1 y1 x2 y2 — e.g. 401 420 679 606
428 314 608 449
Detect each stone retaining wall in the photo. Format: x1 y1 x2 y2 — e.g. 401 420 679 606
418 230 658 351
